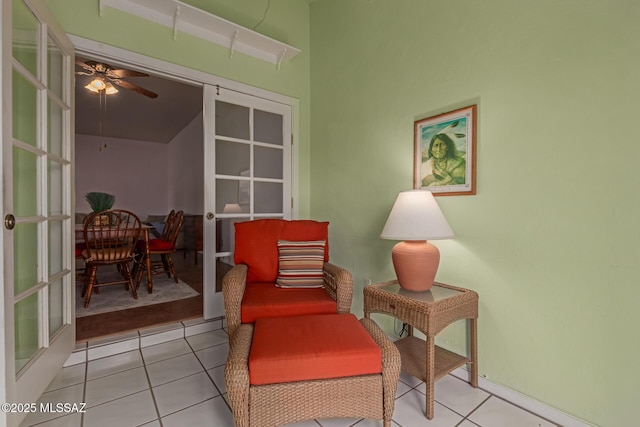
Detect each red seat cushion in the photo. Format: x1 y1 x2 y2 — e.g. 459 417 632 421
249 313 382 385
234 219 330 283
75 242 86 258
137 238 175 252
241 282 337 324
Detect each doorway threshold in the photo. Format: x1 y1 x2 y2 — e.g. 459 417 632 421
67 316 225 367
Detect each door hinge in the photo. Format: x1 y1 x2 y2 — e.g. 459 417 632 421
291 134 294 145
291 197 294 209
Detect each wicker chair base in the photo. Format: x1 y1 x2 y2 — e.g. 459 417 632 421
226 318 400 427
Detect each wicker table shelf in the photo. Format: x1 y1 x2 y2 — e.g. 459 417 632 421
364 280 479 420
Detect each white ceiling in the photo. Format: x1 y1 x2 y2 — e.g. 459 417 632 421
74 55 203 144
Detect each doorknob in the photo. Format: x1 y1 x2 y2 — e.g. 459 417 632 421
206 212 214 220
4 214 15 230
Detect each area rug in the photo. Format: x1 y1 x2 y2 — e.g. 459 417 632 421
76 271 200 317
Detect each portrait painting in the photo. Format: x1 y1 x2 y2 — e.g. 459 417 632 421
414 105 477 196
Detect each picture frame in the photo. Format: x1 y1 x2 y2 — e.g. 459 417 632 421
414 105 477 196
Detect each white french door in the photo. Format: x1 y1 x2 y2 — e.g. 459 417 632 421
203 85 292 319
1 1 75 425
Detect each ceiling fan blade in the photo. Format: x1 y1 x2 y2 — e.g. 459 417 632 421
107 69 149 78
75 60 95 73
112 79 158 98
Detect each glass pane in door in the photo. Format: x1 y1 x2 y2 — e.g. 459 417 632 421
49 221 63 277
254 182 283 214
215 140 249 176
12 70 38 147
254 109 283 145
216 101 250 139
15 293 40 373
14 223 38 295
48 98 64 157
254 146 283 179
216 218 238 253
49 279 64 336
12 0 39 76
48 160 63 215
13 147 38 217
215 179 245 214
47 35 64 100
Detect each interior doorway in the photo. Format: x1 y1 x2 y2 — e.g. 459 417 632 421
72 36 298 341
74 53 206 341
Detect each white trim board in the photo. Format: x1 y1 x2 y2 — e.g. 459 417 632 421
99 0 300 69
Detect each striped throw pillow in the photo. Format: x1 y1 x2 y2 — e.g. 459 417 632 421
276 240 326 288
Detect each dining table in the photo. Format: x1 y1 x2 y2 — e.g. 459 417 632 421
75 223 156 293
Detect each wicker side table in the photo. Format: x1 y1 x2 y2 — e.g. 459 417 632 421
364 280 478 420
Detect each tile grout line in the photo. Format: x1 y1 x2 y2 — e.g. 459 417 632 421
184 329 231 413
454 394 491 427
139 341 164 427
80 349 88 427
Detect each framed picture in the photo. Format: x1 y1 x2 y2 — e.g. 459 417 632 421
414 105 477 196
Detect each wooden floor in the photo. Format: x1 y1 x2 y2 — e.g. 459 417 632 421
76 250 208 342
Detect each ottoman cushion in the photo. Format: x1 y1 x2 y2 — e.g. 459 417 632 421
249 313 382 385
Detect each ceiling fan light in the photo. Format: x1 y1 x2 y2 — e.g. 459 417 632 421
84 83 99 93
105 82 118 95
89 78 106 91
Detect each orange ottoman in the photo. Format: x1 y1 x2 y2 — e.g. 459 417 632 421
225 314 401 427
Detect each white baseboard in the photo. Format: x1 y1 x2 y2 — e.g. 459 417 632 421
450 368 596 427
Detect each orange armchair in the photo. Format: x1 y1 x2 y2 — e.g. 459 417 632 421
222 219 353 337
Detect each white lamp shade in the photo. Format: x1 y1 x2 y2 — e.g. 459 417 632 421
380 190 454 241
223 203 243 214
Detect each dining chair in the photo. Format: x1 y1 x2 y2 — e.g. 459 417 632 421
75 213 90 275
81 209 142 308
134 210 185 287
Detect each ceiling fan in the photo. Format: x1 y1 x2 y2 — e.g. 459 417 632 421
75 59 158 99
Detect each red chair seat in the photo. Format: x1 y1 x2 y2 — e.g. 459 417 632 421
249 313 382 385
75 242 86 258
241 282 337 324
137 238 175 252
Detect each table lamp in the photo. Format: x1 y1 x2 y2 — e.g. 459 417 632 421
223 203 243 214
380 190 454 291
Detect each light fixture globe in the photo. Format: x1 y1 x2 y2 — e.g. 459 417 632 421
380 190 454 291
88 77 106 91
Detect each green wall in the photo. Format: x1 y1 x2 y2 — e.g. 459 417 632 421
310 1 640 426
46 0 312 216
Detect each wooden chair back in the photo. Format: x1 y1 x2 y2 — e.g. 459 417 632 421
164 210 184 246
160 209 176 241
83 209 142 264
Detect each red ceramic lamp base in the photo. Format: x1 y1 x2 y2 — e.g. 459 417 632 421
391 240 440 291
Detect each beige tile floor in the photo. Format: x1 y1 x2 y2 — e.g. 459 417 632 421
21 325 559 427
